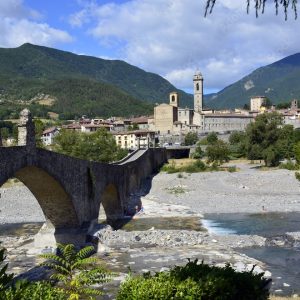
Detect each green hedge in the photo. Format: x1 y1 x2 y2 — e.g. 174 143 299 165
117 260 270 300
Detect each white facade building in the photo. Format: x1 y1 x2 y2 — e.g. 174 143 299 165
113 130 155 150
41 127 59 146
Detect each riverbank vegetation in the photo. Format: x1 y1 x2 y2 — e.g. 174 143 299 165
1 244 113 300
1 245 275 300
117 259 270 300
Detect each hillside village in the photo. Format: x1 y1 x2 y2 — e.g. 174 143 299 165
37 72 300 151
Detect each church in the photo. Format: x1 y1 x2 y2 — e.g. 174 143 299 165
153 72 253 134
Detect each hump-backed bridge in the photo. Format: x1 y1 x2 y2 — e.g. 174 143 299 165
0 110 188 246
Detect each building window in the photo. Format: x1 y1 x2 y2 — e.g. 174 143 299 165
196 83 199 91
172 95 176 102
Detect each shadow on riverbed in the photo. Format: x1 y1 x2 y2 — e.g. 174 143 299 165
99 175 155 230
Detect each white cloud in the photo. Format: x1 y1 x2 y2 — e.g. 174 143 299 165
71 0 300 92
0 0 73 48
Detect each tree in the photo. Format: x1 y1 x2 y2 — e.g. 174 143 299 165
205 0 298 20
276 102 290 109
264 98 272 108
193 142 204 159
229 131 247 158
206 132 218 145
276 125 295 159
294 142 300 164
263 146 281 167
243 103 250 110
245 112 282 163
206 140 230 165
54 128 128 163
34 119 45 148
184 132 198 146
40 243 113 299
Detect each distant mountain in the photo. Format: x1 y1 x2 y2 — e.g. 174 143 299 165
0 43 192 119
205 53 300 109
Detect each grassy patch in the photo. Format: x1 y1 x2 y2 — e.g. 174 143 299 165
161 159 208 174
1 178 22 188
165 185 189 195
227 166 237 172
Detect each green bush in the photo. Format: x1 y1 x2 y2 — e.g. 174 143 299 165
193 142 204 159
160 161 177 174
0 248 14 293
228 166 237 172
279 160 299 170
3 281 66 300
295 172 300 181
117 260 270 300
193 159 207 171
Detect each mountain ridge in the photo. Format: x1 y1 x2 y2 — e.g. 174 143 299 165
0 43 193 119
205 52 300 109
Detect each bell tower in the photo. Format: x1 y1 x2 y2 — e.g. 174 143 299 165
193 71 203 113
169 91 179 108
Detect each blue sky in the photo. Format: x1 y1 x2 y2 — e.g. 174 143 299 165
1 0 299 94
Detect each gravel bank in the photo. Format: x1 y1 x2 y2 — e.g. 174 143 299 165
0 186 45 224
95 225 266 248
1 162 298 224
146 163 300 214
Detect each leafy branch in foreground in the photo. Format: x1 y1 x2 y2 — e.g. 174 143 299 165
205 0 297 20
0 248 14 293
40 243 114 299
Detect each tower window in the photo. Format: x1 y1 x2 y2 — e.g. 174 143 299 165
196 83 200 91
172 95 176 102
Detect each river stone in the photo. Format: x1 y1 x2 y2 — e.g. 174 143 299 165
135 236 141 241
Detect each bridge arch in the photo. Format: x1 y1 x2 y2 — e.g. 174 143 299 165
12 166 79 228
100 183 123 222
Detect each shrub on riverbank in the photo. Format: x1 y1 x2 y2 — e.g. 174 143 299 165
279 160 299 170
117 259 270 300
161 159 208 173
4 281 66 300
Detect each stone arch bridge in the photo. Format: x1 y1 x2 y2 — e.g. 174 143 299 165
0 110 188 246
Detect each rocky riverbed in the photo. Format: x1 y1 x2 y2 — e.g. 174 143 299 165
1 162 300 296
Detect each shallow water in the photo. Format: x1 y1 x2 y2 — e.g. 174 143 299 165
203 212 300 237
204 212 300 295
0 222 43 236
242 246 300 295
101 216 206 232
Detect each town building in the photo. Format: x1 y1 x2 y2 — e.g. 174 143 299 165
153 72 254 135
41 127 60 146
130 116 149 130
250 96 267 111
113 130 155 150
